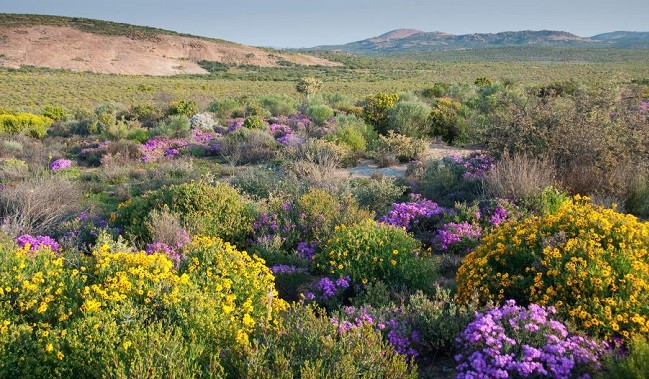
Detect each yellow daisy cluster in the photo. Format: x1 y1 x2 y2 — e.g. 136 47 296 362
457 196 649 340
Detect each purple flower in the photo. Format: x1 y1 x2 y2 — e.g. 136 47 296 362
455 300 607 379
433 222 482 252
16 234 60 252
50 159 73 171
379 194 445 230
270 265 307 275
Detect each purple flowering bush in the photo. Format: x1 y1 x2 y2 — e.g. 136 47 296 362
433 221 482 254
50 158 73 171
16 234 60 252
379 193 446 230
455 300 607 379
140 128 220 163
303 276 352 308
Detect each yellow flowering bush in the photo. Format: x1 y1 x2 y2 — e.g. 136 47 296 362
0 235 287 377
456 196 649 340
317 219 437 292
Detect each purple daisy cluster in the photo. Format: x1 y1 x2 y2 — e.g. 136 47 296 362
50 159 73 171
433 222 482 252
16 234 60 252
144 229 191 268
379 194 445 230
455 300 607 379
330 305 422 358
445 153 495 180
269 123 299 146
140 129 219 163
304 276 350 301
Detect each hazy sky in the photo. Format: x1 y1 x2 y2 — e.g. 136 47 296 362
0 0 647 48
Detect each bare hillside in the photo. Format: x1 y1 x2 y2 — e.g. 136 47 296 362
0 18 339 75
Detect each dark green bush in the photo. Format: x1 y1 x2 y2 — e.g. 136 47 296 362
115 181 255 246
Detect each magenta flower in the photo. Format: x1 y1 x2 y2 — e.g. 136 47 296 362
16 234 60 252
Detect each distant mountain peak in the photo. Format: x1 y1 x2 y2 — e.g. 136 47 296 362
369 29 424 43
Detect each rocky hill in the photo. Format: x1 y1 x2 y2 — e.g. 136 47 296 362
0 14 340 75
314 29 649 54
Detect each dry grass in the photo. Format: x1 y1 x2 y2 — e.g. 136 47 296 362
0 175 83 235
483 152 557 203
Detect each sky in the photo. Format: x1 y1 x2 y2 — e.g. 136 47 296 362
0 0 647 48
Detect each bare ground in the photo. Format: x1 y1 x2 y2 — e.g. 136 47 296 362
0 25 340 75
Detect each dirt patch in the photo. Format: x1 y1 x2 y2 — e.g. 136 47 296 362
0 25 340 75
343 142 482 179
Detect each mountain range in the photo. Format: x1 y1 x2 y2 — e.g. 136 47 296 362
313 29 649 54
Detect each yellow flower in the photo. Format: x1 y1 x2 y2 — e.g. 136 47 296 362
123 341 132 350
45 343 54 353
57 351 64 360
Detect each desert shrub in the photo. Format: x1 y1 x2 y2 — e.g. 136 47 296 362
0 158 28 181
230 303 417 378
349 176 407 215
304 102 334 126
41 105 67 121
0 112 52 138
295 77 322 99
229 165 304 200
483 87 649 196
323 92 356 113
258 94 297 116
387 99 431 138
287 138 347 170
219 127 279 165
482 151 558 207
455 300 607 378
362 92 399 135
0 175 83 235
0 139 24 157
600 335 649 379
122 103 164 129
116 181 255 246
326 122 367 154
625 168 649 218
456 196 649 340
207 98 243 119
317 219 436 291
429 97 465 145
167 99 196 116
415 153 494 206
242 115 267 130
373 131 427 163
145 207 189 248
102 138 142 164
420 83 451 99
151 115 191 139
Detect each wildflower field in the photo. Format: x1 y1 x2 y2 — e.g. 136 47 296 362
0 57 648 378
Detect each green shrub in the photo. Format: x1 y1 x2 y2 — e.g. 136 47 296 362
349 176 407 215
242 115 267 130
625 169 649 218
258 94 297 116
230 303 417 378
387 99 432 138
318 219 436 291
373 131 427 163
362 92 399 135
295 77 322 99
429 97 464 145
219 128 279 165
41 105 67 121
305 102 334 126
456 196 649 341
116 181 255 246
0 158 29 181
229 165 304 200
207 98 243 119
152 115 191 138
600 335 649 379
167 99 196 116
327 123 367 154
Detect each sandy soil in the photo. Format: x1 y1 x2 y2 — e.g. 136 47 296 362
0 26 340 75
